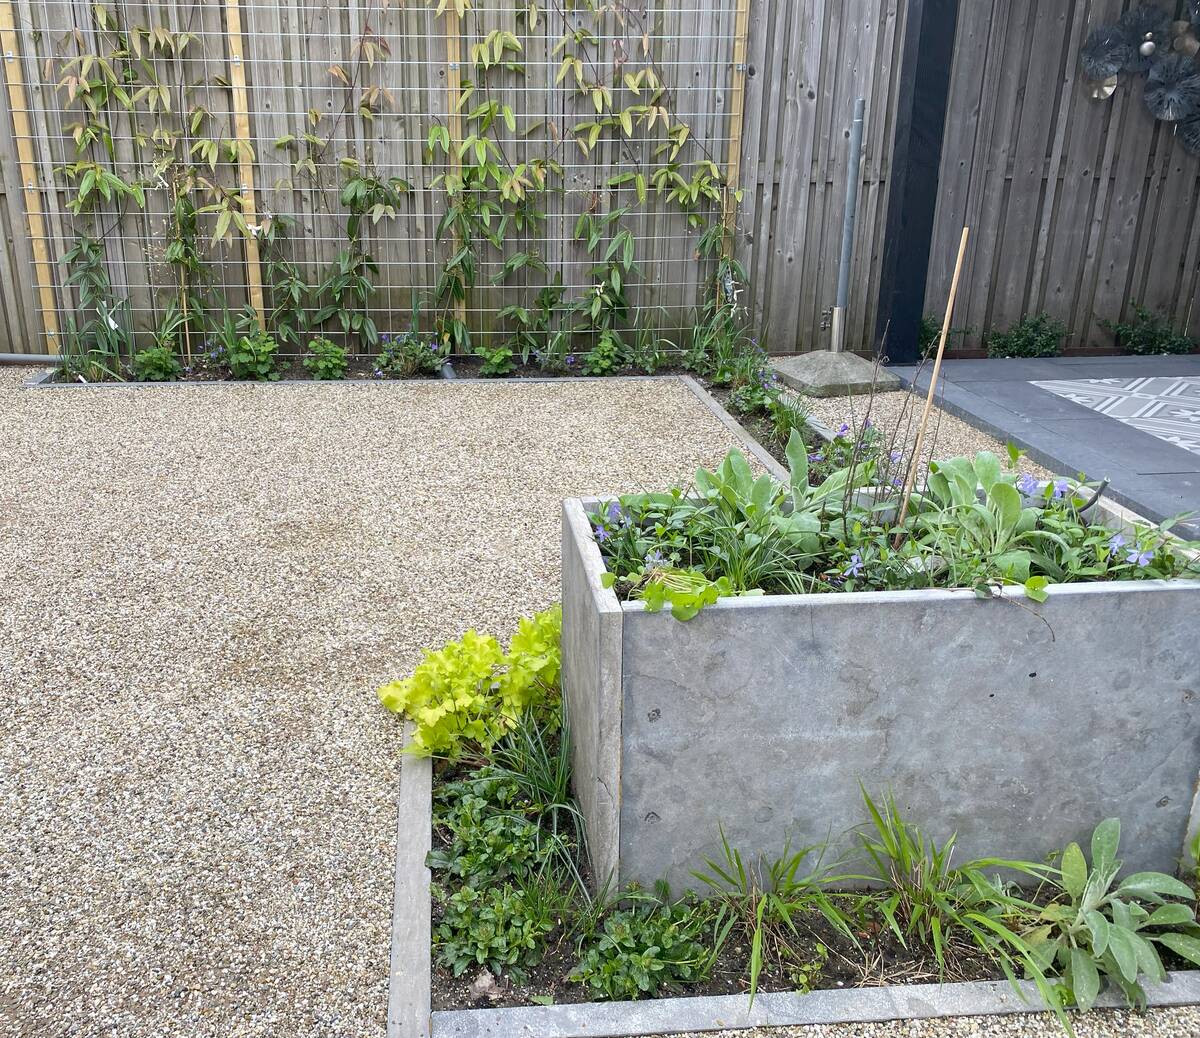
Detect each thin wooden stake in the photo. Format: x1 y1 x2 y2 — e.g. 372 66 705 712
444 8 466 328
894 226 971 538
721 0 752 251
224 0 266 329
1 1 61 354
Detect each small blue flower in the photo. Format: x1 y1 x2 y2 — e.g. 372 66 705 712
566 354 577 366
889 449 903 463
1126 548 1153 568
808 452 824 463
645 549 665 566
606 501 622 524
1107 533 1127 557
843 552 864 578
1052 479 1071 500
1016 473 1040 496
593 524 609 543
837 422 850 436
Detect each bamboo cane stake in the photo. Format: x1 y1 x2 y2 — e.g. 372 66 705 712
224 0 266 329
1 0 61 353
894 226 970 539
721 0 751 253
445 8 466 327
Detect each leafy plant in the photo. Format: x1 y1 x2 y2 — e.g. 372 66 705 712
229 329 281 381
377 331 447 378
132 345 182 382
569 888 717 1000
987 313 1065 359
376 605 562 759
1024 818 1200 1012
582 330 624 376
60 235 133 381
767 392 812 446
474 343 517 378
314 248 381 350
857 789 1049 973
694 829 857 999
435 880 557 980
303 336 348 380
1104 304 1196 356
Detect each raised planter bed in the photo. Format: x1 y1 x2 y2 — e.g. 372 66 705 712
561 495 1200 893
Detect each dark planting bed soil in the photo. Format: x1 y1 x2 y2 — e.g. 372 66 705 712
47 357 445 384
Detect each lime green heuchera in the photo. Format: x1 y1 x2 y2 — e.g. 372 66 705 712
377 604 561 759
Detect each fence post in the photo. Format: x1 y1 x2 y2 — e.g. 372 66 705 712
1 1 61 354
223 0 266 328
721 0 751 250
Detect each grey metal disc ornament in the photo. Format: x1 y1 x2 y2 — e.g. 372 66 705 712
1145 54 1200 120
1181 115 1200 155
1120 5 1171 72
1081 24 1135 80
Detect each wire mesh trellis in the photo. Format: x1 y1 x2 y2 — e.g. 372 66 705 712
4 0 746 359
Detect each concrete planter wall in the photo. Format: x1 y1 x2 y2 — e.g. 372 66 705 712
561 497 1200 893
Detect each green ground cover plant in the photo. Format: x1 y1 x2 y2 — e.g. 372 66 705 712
987 313 1065 359
1104 304 1197 356
303 336 348 380
592 439 1198 618
380 613 1200 1030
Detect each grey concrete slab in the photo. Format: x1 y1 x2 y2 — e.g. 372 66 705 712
389 723 433 1038
431 971 1200 1038
772 351 900 397
890 358 1200 536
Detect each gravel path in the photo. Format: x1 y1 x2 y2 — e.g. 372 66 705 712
0 370 742 1038
666 1006 1200 1038
804 390 1055 479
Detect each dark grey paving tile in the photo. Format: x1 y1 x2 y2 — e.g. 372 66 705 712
953 379 1102 419
1031 417 1200 476
1053 355 1200 376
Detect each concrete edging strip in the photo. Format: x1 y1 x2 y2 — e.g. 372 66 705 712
430 970 1200 1038
388 722 433 1038
678 375 787 479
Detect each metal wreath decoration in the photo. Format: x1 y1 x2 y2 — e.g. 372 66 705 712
1080 2 1200 147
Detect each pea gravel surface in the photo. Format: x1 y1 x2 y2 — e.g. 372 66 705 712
0 370 744 1038
664 1005 1200 1037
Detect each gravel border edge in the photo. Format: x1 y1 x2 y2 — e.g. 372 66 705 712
388 723 433 1038
429 971 1200 1038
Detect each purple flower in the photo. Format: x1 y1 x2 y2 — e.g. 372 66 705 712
593 524 609 543
1052 479 1071 500
843 552 864 578
566 354 577 366
1016 473 1039 496
1126 548 1153 568
606 500 622 524
645 549 665 566
808 452 824 464
837 423 850 436
1107 533 1127 557
889 449 903 463
863 417 873 430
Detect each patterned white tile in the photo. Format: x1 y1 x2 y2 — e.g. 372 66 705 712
1030 376 1200 456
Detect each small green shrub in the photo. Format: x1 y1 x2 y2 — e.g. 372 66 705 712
229 330 281 381
475 342 516 377
987 313 1065 359
377 331 447 378
569 889 716 1000
435 881 557 979
132 346 182 382
431 785 557 887
582 330 624 376
376 605 561 759
1104 304 1196 356
1024 818 1200 1012
303 336 348 380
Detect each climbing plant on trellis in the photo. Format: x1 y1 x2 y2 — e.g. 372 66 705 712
2 0 749 375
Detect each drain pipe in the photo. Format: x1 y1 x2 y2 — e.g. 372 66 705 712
831 97 867 354
0 353 61 364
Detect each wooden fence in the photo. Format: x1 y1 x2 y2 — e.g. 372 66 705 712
927 0 1200 354
0 0 1196 359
